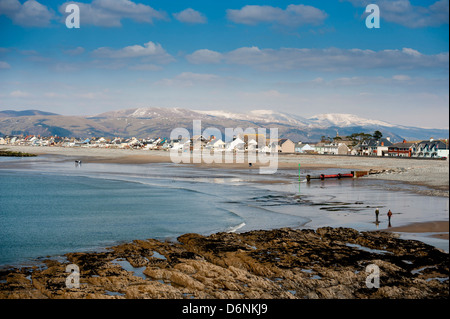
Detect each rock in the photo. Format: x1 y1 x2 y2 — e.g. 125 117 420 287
0 227 448 299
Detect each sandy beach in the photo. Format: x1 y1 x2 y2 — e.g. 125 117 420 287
386 221 449 240
3 145 449 194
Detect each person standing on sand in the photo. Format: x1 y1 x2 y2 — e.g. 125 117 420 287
387 210 393 227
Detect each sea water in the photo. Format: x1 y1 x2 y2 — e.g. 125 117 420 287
0 157 448 267
0 159 307 267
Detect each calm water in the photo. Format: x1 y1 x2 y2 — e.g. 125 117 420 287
0 156 448 267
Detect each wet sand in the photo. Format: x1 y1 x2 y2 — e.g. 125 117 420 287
3 145 449 186
386 221 449 240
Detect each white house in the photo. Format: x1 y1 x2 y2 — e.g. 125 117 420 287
206 138 226 151
259 145 272 153
127 137 141 148
246 139 258 151
295 143 315 153
226 137 245 151
95 137 107 144
414 139 448 158
0 137 5 145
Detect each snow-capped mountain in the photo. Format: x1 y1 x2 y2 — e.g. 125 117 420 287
306 113 397 128
196 109 311 126
1 107 448 142
95 107 408 130
197 109 396 129
95 107 212 120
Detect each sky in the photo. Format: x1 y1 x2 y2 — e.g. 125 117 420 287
0 0 448 129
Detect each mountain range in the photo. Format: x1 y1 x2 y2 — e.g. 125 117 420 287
0 107 448 143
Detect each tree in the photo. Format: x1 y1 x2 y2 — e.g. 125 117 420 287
345 132 372 146
373 130 383 140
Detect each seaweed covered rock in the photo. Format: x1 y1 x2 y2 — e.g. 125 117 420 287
0 227 448 299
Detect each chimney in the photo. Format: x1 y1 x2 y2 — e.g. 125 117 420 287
403 139 406 143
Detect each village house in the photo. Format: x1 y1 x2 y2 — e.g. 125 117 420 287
413 139 448 158
295 142 316 154
270 138 295 153
315 142 350 155
168 137 187 151
205 138 226 151
246 138 258 151
354 138 393 156
189 135 208 151
225 136 245 152
388 140 416 157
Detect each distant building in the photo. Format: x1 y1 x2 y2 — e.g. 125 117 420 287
225 137 245 151
354 138 393 156
388 141 415 157
315 142 350 155
206 138 226 150
295 143 315 153
246 138 258 151
414 139 448 158
272 138 295 153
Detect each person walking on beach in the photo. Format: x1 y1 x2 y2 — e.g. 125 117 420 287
374 208 380 228
387 209 393 227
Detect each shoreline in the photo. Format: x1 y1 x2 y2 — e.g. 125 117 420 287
2 145 449 195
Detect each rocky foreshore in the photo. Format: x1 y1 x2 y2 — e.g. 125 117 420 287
0 227 448 299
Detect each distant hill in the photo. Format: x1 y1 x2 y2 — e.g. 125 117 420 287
0 110 59 117
0 107 448 142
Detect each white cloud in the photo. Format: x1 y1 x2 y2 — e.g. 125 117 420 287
186 49 223 64
92 41 174 64
10 90 30 97
63 47 85 56
186 46 449 71
173 8 207 24
59 0 168 27
0 0 53 27
344 0 449 28
226 4 327 26
0 61 11 69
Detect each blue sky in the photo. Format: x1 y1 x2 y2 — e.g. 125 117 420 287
0 0 448 129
